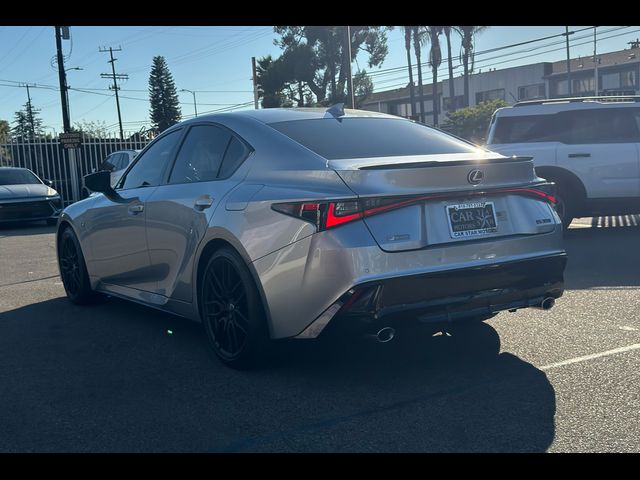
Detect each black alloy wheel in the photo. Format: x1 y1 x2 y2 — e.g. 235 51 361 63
201 247 269 369
58 228 96 304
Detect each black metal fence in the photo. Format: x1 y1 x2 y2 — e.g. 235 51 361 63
0 132 150 205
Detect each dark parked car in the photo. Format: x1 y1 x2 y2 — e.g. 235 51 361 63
0 167 62 225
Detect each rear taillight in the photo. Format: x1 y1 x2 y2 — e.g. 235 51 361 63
272 182 557 231
273 196 426 231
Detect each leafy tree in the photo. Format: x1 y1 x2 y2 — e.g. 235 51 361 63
73 120 109 139
354 69 374 108
12 100 44 141
457 26 489 107
0 119 11 166
257 26 389 108
148 56 182 132
441 99 507 144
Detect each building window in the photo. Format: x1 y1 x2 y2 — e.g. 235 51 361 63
601 69 637 91
518 84 546 100
475 88 505 104
443 95 464 111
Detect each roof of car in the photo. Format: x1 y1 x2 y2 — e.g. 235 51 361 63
0 166 30 171
188 107 400 125
494 96 640 117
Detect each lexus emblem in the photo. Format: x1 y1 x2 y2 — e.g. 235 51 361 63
467 169 484 185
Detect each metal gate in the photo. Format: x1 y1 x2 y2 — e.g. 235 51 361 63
0 132 150 206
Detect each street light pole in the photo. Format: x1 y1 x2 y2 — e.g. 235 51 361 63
181 89 198 117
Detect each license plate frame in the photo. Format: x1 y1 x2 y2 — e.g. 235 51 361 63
446 201 498 239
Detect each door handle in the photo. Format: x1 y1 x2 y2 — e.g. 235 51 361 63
128 204 144 214
194 195 214 211
568 153 591 158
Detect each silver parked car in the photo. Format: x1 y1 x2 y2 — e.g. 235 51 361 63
0 167 62 225
56 107 567 368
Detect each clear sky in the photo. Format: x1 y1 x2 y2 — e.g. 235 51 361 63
1 25 639 135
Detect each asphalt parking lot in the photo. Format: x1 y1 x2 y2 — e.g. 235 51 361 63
1 216 639 452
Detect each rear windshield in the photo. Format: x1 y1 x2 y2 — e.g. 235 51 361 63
269 118 478 159
0 169 40 185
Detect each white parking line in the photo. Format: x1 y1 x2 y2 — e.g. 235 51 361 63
541 343 640 371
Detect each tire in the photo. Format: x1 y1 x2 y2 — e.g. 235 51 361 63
46 218 58 226
58 227 98 305
551 181 575 230
200 247 270 370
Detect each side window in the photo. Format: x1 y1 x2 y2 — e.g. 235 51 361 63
169 125 231 184
113 154 127 170
100 155 117 172
491 115 561 144
119 153 132 170
121 130 181 189
561 109 640 144
219 136 250 178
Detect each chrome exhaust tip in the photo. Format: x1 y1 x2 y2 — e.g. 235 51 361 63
367 327 396 343
534 297 555 311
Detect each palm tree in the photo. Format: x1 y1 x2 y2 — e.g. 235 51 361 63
426 26 443 126
443 26 456 112
402 26 417 119
412 27 425 123
458 26 488 107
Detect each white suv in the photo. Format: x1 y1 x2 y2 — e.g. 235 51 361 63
486 96 640 228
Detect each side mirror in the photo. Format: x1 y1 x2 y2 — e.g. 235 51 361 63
44 179 54 187
84 170 115 195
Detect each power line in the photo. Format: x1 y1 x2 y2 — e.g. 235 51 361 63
372 26 638 93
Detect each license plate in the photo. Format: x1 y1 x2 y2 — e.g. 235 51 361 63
446 201 498 238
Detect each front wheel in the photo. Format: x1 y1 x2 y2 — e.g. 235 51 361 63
200 247 270 369
58 227 98 304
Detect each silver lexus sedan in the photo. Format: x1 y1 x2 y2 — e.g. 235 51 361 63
56 107 567 369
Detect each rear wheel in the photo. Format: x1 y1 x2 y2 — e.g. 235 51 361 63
58 227 97 304
551 181 575 230
200 247 270 369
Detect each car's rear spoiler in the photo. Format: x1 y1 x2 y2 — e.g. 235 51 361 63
356 156 533 170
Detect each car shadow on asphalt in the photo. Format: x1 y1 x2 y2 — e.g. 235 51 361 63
1 296 556 452
563 219 640 290
0 222 56 237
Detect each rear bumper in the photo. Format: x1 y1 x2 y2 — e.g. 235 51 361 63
296 253 567 338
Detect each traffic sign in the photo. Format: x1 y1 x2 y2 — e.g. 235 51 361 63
59 132 82 149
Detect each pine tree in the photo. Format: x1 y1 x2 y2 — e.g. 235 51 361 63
148 56 182 132
12 100 43 140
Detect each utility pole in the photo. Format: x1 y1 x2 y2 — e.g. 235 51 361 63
251 57 259 109
180 89 198 117
564 27 573 97
593 27 599 96
25 84 36 137
99 46 128 140
54 26 71 133
345 26 355 109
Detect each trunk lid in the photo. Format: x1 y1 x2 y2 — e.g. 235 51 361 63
329 152 556 252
